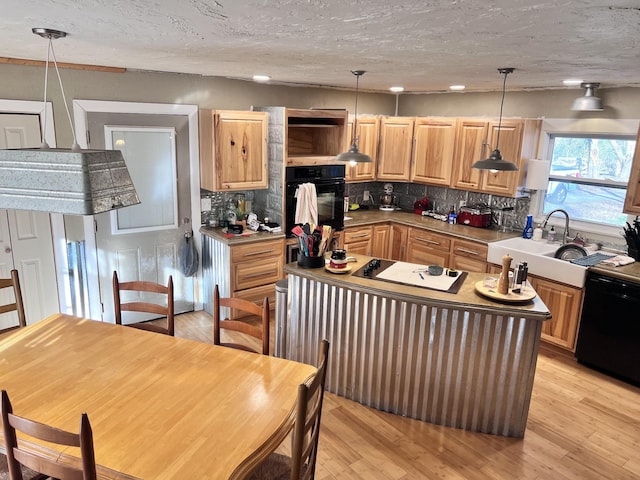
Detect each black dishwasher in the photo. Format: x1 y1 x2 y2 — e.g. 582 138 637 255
575 271 640 386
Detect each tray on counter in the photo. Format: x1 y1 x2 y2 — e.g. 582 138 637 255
474 281 536 303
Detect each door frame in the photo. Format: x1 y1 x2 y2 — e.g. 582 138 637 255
0 99 69 313
73 100 202 320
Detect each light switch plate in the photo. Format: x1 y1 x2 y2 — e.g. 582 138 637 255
201 197 212 211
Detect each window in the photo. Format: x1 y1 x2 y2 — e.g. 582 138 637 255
543 134 636 227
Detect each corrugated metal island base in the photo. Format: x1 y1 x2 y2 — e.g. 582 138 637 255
276 254 551 438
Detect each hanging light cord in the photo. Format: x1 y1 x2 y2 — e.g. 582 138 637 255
494 69 508 150
352 71 361 146
40 35 80 151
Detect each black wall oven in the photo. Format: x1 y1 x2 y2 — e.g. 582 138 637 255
285 165 345 237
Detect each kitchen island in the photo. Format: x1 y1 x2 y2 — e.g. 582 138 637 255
277 255 551 438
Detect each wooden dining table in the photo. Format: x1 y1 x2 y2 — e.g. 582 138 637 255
0 314 317 479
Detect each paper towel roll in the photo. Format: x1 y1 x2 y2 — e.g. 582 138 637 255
525 159 550 190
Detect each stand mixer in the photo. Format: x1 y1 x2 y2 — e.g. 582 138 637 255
379 183 396 211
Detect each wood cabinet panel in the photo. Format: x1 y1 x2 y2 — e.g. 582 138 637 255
344 226 373 255
285 108 348 165
232 256 283 291
230 283 276 318
345 116 379 182
411 117 457 186
623 124 640 214
482 120 524 195
389 224 409 261
450 238 488 272
231 239 283 263
451 119 487 190
372 224 390 258
377 117 414 181
406 228 450 266
529 276 583 352
199 110 268 191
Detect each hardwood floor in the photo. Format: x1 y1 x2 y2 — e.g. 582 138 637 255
171 310 640 480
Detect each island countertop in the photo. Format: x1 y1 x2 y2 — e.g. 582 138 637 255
284 253 551 320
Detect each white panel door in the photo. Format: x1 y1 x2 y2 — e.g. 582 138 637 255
0 112 59 329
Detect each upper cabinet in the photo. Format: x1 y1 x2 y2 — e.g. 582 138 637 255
377 116 415 182
199 110 268 191
285 108 348 166
451 118 541 196
345 116 379 182
411 117 457 186
623 125 640 214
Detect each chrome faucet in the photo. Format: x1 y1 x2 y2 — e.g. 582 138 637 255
541 209 570 244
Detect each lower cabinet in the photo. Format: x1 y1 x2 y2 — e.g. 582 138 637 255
406 228 451 266
528 276 583 352
203 235 284 319
389 224 409 261
372 224 390 258
343 226 373 255
488 263 583 352
450 238 488 272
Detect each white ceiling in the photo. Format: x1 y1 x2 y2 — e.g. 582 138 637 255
2 0 639 93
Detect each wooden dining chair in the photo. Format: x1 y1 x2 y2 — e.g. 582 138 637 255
1 390 97 480
213 284 270 355
0 269 26 336
249 339 330 480
113 271 174 336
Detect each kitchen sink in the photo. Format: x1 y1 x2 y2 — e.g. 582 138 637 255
487 236 588 288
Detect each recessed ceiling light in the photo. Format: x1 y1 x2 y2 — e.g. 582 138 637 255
563 79 583 86
389 86 404 93
252 74 271 83
449 85 465 91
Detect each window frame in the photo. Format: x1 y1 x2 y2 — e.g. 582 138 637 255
533 118 639 241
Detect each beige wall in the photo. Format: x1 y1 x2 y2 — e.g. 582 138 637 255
398 87 640 119
0 64 395 148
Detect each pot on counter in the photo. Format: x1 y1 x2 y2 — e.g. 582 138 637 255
458 205 492 228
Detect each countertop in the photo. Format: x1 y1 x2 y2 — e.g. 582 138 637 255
200 225 285 245
588 261 640 284
343 209 518 244
285 253 551 320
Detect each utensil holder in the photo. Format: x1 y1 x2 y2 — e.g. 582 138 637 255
298 255 325 268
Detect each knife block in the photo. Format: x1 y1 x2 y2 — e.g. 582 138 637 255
497 255 513 295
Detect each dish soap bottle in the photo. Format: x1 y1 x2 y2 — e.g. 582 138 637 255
533 223 543 241
522 214 533 239
547 225 556 243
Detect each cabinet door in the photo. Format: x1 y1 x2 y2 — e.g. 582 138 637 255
389 224 409 261
623 125 640 214
200 110 268 191
371 224 390 258
346 116 379 182
344 226 372 255
450 238 488 272
377 117 414 181
451 119 488 190
481 120 524 195
529 276 583 352
411 117 456 186
406 228 450 266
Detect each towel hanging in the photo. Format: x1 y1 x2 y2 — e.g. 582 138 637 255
179 230 199 277
294 183 318 226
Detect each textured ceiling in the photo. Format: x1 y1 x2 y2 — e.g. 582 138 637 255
2 0 640 93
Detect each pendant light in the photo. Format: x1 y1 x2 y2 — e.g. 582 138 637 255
472 67 518 172
336 70 372 165
571 82 603 111
0 28 140 215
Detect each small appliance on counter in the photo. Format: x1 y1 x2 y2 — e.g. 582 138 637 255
413 197 429 214
457 204 492 228
379 183 396 211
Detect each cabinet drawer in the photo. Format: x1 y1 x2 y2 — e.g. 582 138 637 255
232 256 283 291
451 239 488 259
231 239 283 263
231 283 276 317
343 226 373 243
409 228 451 252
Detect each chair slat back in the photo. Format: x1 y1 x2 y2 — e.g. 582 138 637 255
113 271 174 336
213 284 270 355
0 269 26 335
291 339 329 480
1 390 97 480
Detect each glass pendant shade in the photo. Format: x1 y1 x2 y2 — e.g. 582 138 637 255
472 68 519 171
571 83 603 111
